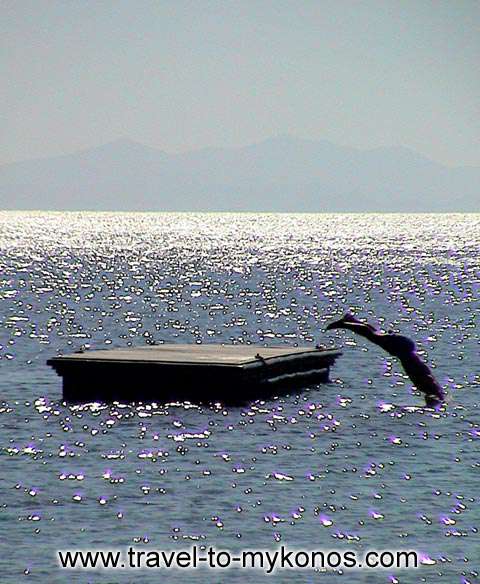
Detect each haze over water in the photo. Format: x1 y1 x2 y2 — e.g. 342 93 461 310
0 211 479 583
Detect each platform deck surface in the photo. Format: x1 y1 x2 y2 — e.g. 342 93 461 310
51 344 331 366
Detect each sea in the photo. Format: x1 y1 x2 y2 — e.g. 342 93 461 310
0 211 479 584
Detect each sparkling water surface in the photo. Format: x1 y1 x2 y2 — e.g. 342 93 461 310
0 212 479 583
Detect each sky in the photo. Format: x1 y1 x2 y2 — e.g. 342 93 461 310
1 0 479 167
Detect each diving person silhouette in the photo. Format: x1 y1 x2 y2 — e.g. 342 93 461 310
326 313 445 407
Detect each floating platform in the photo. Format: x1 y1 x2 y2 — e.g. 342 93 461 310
47 344 341 404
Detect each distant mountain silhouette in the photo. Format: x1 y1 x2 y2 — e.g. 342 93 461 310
1 136 478 211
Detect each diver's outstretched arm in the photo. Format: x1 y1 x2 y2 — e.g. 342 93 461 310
399 354 445 407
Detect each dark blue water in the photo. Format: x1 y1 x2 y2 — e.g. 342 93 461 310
1 212 479 583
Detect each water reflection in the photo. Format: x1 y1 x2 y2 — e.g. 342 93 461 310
0 212 479 583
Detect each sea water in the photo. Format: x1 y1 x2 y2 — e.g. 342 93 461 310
0 212 479 583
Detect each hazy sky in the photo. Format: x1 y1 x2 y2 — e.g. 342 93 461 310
1 0 479 166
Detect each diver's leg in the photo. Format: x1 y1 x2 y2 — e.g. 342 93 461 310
327 313 378 334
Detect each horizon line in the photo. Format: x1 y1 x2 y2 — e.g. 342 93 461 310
1 209 477 215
